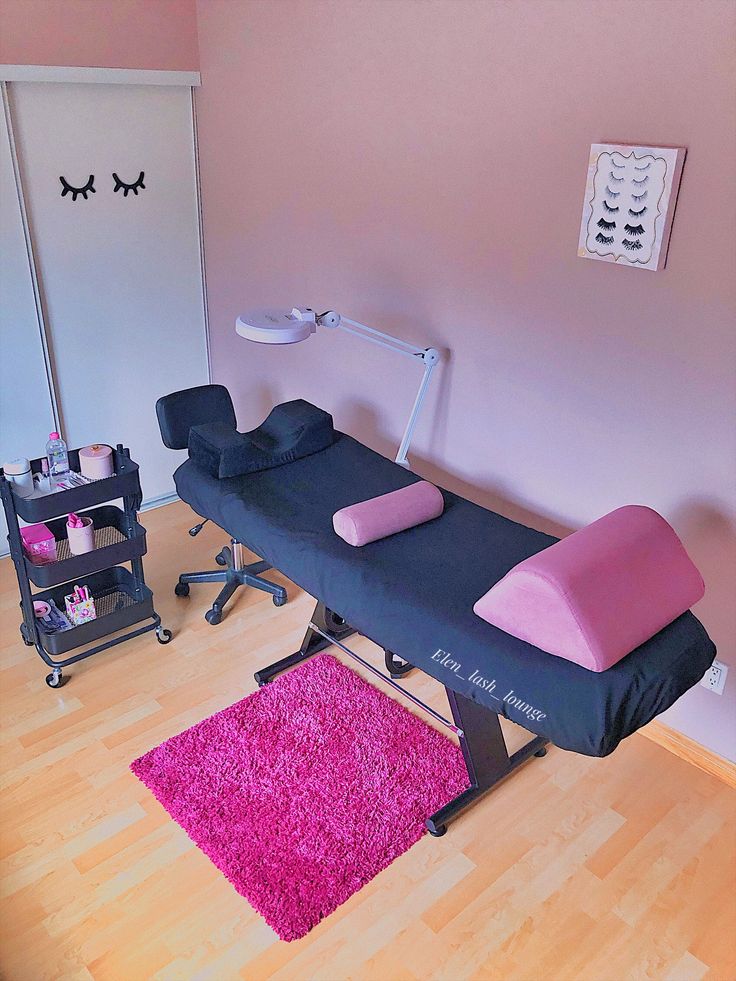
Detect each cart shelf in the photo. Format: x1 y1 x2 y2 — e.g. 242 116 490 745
31 566 155 656
11 447 140 523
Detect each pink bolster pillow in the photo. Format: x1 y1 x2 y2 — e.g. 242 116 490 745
333 481 444 547
473 505 705 672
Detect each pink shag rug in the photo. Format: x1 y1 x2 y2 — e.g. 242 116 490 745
131 653 468 941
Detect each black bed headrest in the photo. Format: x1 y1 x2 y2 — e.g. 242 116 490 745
189 399 336 478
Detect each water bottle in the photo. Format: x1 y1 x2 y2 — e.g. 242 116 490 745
46 432 69 484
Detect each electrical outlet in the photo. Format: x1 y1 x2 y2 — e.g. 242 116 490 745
700 659 729 695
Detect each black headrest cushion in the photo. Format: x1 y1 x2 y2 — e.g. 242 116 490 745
188 399 336 478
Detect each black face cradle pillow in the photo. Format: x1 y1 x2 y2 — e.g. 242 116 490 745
188 399 336 478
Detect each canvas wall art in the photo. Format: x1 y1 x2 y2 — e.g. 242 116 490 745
578 143 686 271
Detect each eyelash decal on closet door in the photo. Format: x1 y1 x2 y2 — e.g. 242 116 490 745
602 201 619 213
605 186 621 198
112 171 146 196
597 218 616 230
59 175 95 201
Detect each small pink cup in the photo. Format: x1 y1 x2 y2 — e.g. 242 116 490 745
67 516 95 555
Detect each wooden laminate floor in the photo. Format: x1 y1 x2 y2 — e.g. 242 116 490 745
1 501 734 981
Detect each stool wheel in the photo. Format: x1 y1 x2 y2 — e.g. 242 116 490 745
205 608 223 626
174 581 190 598
272 593 287 607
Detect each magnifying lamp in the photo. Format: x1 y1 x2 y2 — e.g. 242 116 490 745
235 307 440 468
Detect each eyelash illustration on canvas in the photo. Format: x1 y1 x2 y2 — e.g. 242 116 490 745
632 176 649 187
595 232 614 245
603 201 619 213
622 238 643 251
624 223 645 235
611 159 626 169
597 218 616 231
628 206 647 217
112 171 146 197
59 175 95 201
605 186 621 198
634 161 651 171
631 190 648 201
608 172 625 184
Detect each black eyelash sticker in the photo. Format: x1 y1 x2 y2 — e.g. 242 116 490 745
628 206 647 217
622 238 643 251
605 186 621 198
608 172 625 183
597 217 616 231
634 161 651 171
112 171 146 197
611 159 626 169
631 190 648 201
603 201 619 213
595 233 614 245
632 176 649 186
59 175 95 201
624 223 645 235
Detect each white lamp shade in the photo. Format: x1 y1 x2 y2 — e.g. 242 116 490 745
235 308 316 344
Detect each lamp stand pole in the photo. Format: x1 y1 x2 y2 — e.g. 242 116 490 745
317 312 440 469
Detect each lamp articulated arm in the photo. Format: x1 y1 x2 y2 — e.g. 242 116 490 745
314 311 440 469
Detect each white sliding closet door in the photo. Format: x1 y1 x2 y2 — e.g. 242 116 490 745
9 81 208 502
0 91 56 555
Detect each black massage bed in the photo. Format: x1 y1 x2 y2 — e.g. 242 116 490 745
162 389 715 833
175 428 714 736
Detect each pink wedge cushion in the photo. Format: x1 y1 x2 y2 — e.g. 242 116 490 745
473 505 705 672
333 481 444 547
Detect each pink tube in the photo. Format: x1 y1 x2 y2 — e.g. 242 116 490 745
333 481 444 547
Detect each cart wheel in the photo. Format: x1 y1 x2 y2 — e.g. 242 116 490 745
20 626 34 647
272 593 287 607
174 581 190 598
45 670 65 689
205 608 222 625
156 627 173 645
215 551 228 567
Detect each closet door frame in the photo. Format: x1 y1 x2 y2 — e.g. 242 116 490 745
0 64 211 526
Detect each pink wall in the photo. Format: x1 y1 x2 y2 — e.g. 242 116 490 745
0 0 198 71
195 0 736 760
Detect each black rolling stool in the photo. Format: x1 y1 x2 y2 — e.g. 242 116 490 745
155 384 287 624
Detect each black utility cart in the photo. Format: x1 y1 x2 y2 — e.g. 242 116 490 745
1 444 171 688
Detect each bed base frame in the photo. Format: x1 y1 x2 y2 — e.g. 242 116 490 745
254 602 548 836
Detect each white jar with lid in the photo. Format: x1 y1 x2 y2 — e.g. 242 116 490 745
4 458 34 498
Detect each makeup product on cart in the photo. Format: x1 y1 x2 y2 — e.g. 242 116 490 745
64 584 97 626
20 523 57 565
3 458 34 498
46 432 69 487
79 444 114 480
66 512 95 554
34 599 72 634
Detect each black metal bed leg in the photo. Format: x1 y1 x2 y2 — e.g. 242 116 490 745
425 689 549 836
254 602 354 686
384 649 414 679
